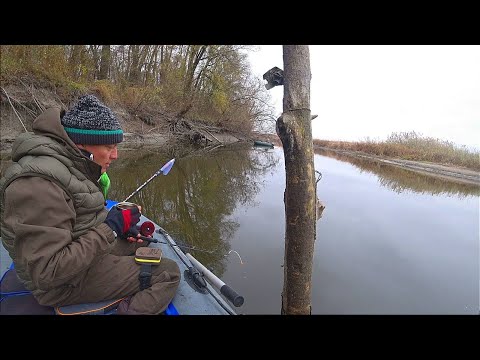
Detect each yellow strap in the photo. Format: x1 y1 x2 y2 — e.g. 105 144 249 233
135 257 161 264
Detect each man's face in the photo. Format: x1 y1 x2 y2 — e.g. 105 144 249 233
78 144 118 173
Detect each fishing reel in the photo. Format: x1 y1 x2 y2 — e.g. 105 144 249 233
125 220 156 242
138 221 155 237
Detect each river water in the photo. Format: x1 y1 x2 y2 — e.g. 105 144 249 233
1 143 478 314
105 144 479 315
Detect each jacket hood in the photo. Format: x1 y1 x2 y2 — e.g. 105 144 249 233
11 107 102 181
33 107 79 148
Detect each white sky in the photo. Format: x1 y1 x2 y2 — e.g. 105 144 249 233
248 45 480 150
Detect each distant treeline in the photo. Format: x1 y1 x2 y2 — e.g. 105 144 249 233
313 131 480 171
0 45 276 134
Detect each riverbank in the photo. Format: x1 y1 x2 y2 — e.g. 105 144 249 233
121 131 245 149
0 132 248 159
313 134 480 172
1 132 478 186
0 130 248 152
255 133 480 186
314 147 480 186
0 83 252 156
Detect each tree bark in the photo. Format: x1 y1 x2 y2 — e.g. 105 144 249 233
277 45 316 315
99 45 111 80
68 45 83 81
128 45 141 85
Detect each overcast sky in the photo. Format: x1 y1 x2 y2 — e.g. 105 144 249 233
248 45 480 150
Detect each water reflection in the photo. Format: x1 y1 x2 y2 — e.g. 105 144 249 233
108 144 280 276
315 148 480 198
2 143 478 314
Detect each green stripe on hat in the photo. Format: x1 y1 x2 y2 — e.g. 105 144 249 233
63 127 123 135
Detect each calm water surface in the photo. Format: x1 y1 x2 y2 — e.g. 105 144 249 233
105 144 479 314
4 142 476 314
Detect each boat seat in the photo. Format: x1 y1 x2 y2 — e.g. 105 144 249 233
1 263 121 315
1 262 178 315
54 298 124 315
0 264 55 315
55 297 179 315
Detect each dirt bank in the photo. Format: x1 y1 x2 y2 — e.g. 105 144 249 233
315 146 480 186
0 84 249 155
1 131 247 153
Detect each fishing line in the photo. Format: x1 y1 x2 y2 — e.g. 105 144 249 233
226 250 244 265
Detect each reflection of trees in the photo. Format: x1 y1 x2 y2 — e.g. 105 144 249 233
108 144 280 276
315 149 480 199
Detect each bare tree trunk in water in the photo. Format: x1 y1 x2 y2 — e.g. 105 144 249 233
277 45 316 315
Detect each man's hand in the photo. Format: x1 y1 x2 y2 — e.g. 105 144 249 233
104 206 142 240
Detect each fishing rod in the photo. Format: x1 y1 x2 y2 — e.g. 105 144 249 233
186 253 244 308
156 225 241 313
135 235 218 254
123 158 175 202
133 221 244 263
117 157 244 312
123 215 240 313
118 156 241 258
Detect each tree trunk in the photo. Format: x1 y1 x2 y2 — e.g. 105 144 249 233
277 45 316 315
89 45 100 80
69 45 83 81
128 45 141 85
99 45 111 80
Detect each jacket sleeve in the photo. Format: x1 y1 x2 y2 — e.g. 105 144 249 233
3 176 116 291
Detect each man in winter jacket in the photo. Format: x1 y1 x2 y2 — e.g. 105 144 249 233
0 94 180 314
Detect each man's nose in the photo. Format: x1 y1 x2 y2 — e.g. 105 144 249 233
111 147 118 159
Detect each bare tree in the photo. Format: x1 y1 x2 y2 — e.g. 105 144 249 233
98 45 111 80
68 45 84 81
125 45 151 85
275 46 316 315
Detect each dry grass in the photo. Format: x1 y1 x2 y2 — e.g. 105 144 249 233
313 131 480 171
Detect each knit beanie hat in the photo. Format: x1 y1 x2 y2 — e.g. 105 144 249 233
61 95 123 145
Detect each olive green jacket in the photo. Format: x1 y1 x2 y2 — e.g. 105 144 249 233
0 108 116 300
